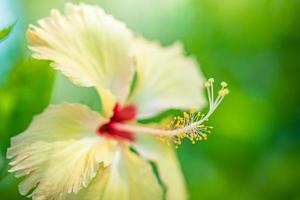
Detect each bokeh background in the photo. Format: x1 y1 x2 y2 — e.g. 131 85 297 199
1 0 300 199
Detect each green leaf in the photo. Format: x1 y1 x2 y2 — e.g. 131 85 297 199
0 23 15 42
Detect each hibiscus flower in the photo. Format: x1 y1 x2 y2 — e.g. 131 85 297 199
7 3 228 200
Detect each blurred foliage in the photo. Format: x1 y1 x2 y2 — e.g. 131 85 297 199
0 0 300 199
0 23 14 42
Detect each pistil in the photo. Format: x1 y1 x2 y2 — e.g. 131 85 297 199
114 79 229 144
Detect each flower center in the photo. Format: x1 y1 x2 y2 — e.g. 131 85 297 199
97 104 137 141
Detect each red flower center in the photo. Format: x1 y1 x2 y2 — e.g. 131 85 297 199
97 104 137 141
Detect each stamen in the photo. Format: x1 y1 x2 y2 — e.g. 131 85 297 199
114 78 229 147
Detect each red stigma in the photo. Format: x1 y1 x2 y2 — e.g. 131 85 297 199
97 104 137 141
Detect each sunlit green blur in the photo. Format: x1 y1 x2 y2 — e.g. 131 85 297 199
1 0 300 199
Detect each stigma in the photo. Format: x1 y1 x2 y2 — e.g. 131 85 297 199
97 104 137 141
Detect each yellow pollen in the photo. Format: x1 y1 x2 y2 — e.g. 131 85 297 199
219 88 229 97
159 78 229 147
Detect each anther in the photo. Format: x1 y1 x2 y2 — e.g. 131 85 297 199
219 88 229 97
221 81 228 88
205 82 211 88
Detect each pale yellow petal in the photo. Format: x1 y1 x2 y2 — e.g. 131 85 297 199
7 103 119 199
28 3 134 108
68 147 164 200
7 103 107 159
134 135 188 200
9 138 118 200
96 87 117 118
130 38 206 119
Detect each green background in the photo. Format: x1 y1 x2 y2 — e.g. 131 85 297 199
1 0 300 199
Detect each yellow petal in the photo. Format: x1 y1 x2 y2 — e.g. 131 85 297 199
10 138 118 199
7 103 118 199
68 147 164 200
134 135 188 200
7 103 107 158
130 38 206 119
96 87 117 118
28 3 134 110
